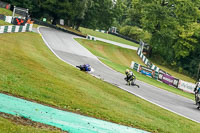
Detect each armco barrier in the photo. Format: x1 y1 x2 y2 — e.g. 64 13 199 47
4 16 12 23
130 61 140 72
130 61 158 80
178 80 195 94
0 24 33 34
137 48 160 72
108 32 139 44
0 14 25 24
131 61 196 94
86 35 96 41
159 73 179 88
95 29 108 34
32 18 86 38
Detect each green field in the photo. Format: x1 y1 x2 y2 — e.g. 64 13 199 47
79 27 139 47
75 38 195 100
0 20 12 26
0 32 200 133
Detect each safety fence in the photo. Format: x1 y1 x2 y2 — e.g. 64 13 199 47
0 14 25 23
95 29 108 34
108 32 140 44
86 35 96 41
32 18 86 38
131 61 159 80
130 61 196 94
0 14 33 34
137 47 160 72
0 24 33 34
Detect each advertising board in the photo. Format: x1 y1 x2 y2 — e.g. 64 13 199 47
139 66 154 77
178 80 196 94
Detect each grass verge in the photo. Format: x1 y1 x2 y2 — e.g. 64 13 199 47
0 32 199 133
75 38 194 100
0 20 12 26
79 27 139 47
0 113 62 133
0 8 13 16
57 25 85 36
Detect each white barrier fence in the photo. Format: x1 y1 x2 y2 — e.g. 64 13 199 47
178 80 196 94
0 24 33 34
86 35 96 41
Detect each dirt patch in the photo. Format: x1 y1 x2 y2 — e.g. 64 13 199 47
0 112 67 133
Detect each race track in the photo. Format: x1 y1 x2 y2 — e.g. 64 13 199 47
39 27 200 123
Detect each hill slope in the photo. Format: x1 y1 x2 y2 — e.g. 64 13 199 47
0 32 200 133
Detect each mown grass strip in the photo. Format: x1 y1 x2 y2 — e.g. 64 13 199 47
0 32 199 133
79 27 139 47
75 38 194 100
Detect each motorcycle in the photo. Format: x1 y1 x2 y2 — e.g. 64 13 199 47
195 88 200 109
76 64 94 73
124 76 140 88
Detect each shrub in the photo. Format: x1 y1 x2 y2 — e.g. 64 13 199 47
120 26 151 43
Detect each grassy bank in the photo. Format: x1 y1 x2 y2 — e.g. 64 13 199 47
79 27 139 47
0 114 62 133
0 20 12 26
0 32 200 133
0 8 13 16
75 38 194 100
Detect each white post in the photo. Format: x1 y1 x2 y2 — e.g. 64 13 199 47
12 6 16 23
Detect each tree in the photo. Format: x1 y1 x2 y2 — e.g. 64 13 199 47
81 0 116 30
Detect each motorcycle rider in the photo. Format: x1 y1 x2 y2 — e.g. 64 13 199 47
125 69 136 85
76 64 91 72
194 79 200 105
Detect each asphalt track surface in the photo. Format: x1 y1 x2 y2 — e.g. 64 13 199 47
39 27 200 124
93 36 138 50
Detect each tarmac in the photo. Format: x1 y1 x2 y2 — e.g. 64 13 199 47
39 27 200 124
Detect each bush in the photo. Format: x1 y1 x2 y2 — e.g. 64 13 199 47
119 26 151 43
119 26 132 36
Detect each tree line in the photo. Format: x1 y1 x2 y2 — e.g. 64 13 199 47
116 0 200 79
2 0 118 30
1 0 200 79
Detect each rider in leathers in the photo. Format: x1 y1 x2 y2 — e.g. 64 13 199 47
125 69 136 85
194 79 200 105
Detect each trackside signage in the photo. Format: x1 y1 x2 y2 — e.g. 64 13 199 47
139 66 154 77
178 80 195 94
162 74 174 85
160 74 179 88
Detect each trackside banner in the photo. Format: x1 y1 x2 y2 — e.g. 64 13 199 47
178 80 195 94
139 66 154 77
159 73 179 88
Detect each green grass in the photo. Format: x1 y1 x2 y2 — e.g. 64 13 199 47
33 24 40 28
79 27 139 47
75 38 195 100
0 116 61 133
0 8 12 16
0 20 12 26
0 32 200 133
57 25 85 36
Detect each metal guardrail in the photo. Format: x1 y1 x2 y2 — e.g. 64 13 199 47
32 18 86 38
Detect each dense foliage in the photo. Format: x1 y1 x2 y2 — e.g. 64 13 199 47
1 0 200 78
2 0 117 30
117 0 200 79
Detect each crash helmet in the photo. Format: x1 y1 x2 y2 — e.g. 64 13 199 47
125 69 130 75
